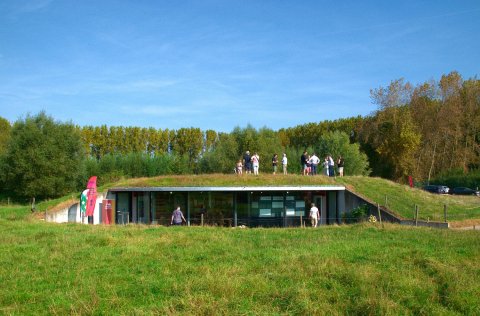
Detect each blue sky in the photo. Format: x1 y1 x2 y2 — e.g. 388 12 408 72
1 0 479 132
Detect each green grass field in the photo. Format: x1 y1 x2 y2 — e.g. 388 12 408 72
1 204 479 315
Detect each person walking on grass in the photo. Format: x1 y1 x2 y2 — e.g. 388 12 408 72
171 206 186 226
310 203 319 228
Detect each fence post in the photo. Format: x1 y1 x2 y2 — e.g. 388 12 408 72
415 205 418 227
443 204 447 223
376 203 383 227
201 213 204 226
300 215 303 228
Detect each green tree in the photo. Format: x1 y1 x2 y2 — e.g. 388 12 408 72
317 131 370 176
199 132 239 173
0 116 11 155
172 127 204 169
3 112 85 200
205 129 218 152
0 117 12 192
364 79 421 180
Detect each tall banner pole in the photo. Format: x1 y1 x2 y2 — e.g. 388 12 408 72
85 176 98 224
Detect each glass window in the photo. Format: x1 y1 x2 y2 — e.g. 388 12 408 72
116 192 130 224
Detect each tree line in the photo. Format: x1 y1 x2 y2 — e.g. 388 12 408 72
0 71 478 200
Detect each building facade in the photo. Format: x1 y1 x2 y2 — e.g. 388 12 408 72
107 186 346 227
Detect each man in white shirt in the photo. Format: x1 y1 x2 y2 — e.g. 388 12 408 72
309 153 320 175
309 203 319 227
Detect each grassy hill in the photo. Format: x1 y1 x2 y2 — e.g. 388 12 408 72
0 208 479 314
336 176 480 225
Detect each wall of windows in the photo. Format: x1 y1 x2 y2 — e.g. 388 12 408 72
113 190 335 227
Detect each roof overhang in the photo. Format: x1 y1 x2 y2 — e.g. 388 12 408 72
109 186 345 192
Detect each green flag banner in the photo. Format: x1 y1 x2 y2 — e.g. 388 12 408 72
80 189 89 214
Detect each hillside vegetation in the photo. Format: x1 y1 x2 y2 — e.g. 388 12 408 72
337 176 480 224
0 206 479 314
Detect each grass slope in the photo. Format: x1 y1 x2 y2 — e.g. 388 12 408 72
0 206 479 315
337 176 480 223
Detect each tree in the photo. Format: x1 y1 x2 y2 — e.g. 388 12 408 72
317 131 370 176
364 79 421 180
171 127 204 169
199 132 239 173
0 117 12 192
3 112 85 200
0 116 11 155
205 129 218 152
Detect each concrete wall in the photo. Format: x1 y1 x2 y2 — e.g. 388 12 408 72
45 194 104 224
400 220 449 229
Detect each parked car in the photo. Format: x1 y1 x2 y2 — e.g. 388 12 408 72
423 185 450 194
451 187 480 196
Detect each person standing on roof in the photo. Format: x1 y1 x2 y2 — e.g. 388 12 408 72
272 153 278 175
243 151 252 174
309 153 320 175
301 151 308 175
282 153 288 175
328 155 335 177
252 152 260 175
337 156 344 177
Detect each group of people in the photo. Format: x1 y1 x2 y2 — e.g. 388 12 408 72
235 150 344 177
301 152 344 177
236 151 288 175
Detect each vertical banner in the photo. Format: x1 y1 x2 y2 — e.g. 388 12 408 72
101 199 113 225
80 189 89 214
86 176 97 217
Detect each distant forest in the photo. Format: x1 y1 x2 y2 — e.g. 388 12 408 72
1 71 479 200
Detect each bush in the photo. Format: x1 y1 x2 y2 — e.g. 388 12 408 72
343 204 369 223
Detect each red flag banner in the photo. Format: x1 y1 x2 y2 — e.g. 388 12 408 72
86 176 97 217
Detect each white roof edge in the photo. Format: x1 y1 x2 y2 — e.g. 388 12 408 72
109 186 345 192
